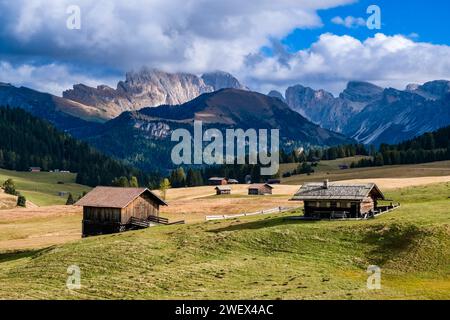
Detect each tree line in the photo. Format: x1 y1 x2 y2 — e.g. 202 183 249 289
0 106 160 188
351 127 450 168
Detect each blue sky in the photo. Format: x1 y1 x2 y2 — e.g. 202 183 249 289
281 0 450 53
0 0 449 96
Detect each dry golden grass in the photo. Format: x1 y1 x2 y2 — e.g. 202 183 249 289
0 205 82 251
156 184 300 223
0 190 17 210
1 174 450 251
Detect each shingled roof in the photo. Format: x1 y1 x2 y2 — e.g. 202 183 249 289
291 182 385 201
75 187 167 208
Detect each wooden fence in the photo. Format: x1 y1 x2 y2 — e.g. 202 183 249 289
205 206 301 221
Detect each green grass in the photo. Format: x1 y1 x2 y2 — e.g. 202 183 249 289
0 168 91 206
282 160 450 184
0 182 449 300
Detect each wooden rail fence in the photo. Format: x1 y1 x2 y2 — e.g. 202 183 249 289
205 206 301 221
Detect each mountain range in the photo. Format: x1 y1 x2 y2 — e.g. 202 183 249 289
1 67 450 172
283 80 450 145
62 69 247 120
83 89 352 171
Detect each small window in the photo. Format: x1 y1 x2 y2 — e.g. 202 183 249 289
331 201 337 207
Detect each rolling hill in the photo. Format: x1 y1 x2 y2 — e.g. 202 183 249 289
84 89 353 171
0 182 449 299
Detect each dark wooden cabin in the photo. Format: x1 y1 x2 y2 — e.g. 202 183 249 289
76 187 167 237
291 180 386 219
208 177 228 185
248 184 273 195
215 186 231 195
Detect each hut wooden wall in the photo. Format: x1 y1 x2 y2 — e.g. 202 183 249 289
83 207 121 223
360 197 375 214
121 194 159 224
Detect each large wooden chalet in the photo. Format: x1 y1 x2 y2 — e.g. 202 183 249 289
291 180 389 219
76 187 167 237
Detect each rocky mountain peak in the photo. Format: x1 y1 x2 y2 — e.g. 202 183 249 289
201 71 247 91
267 90 285 102
410 80 450 100
339 81 383 103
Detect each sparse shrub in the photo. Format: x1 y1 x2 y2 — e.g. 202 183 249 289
3 178 18 195
17 194 26 207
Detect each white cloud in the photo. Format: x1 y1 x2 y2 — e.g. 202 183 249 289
331 16 366 28
0 0 355 75
0 61 118 96
242 33 450 95
0 1 449 98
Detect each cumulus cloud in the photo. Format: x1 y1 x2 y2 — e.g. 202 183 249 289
0 1 449 97
331 16 366 28
0 61 118 95
0 0 355 74
241 33 450 95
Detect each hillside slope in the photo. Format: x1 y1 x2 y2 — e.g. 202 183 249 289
0 107 156 187
0 183 448 299
85 89 353 171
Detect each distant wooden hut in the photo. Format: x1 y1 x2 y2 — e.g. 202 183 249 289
291 180 387 219
215 186 231 195
227 179 239 184
75 187 167 237
29 167 41 172
248 184 273 195
208 177 227 185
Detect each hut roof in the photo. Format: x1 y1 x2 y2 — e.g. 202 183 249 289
291 182 385 201
248 184 273 190
215 186 231 191
75 187 167 208
209 177 226 181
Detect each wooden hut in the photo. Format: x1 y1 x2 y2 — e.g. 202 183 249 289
215 186 231 195
208 177 227 185
227 179 239 184
291 180 386 219
248 184 273 195
75 187 167 237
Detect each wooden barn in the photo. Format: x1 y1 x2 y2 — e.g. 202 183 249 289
248 184 273 195
208 177 228 185
291 180 389 219
75 187 167 237
215 186 231 195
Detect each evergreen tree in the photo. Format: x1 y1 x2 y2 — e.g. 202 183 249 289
66 193 75 205
112 176 130 187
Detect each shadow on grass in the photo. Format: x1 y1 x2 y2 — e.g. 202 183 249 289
209 215 320 233
0 246 56 263
361 223 423 266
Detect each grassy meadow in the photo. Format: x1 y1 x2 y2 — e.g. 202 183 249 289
281 159 450 184
0 168 91 206
0 182 449 300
